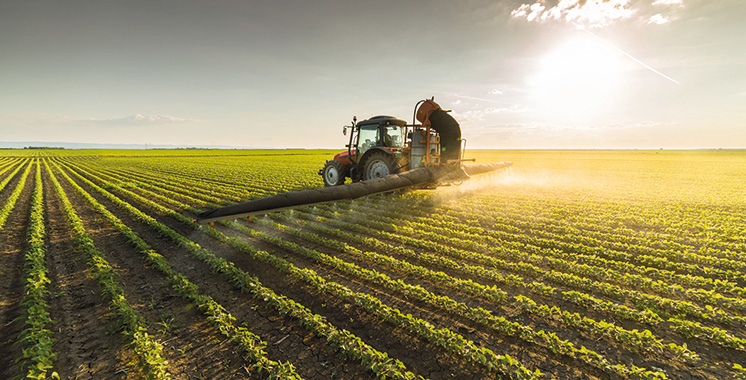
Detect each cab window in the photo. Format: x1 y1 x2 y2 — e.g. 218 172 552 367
382 125 404 148
357 124 379 155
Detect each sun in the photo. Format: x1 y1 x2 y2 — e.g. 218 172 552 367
528 34 623 122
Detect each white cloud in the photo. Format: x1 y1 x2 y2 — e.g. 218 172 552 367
652 0 683 5
647 13 669 24
511 0 635 28
511 0 685 28
82 114 200 126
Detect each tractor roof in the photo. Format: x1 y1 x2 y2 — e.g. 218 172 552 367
358 115 407 126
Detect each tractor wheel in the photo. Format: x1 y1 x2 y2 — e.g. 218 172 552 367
321 160 345 186
361 151 397 181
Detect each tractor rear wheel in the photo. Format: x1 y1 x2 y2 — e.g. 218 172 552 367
321 160 345 186
361 151 397 181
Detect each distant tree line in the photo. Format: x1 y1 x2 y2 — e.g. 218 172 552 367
24 146 65 150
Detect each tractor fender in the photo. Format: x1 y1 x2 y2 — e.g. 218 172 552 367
333 149 357 166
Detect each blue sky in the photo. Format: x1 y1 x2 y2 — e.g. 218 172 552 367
1 0 744 148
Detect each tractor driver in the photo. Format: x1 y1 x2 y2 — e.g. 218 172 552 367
381 129 393 147
361 139 373 153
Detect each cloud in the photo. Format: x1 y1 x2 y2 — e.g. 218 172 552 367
511 0 635 28
511 0 685 28
82 114 200 126
651 0 683 5
647 13 669 24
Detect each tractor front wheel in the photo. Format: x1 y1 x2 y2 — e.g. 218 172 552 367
362 151 397 181
321 160 345 186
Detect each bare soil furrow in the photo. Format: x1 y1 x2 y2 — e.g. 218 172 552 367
43 162 132 379
9 151 738 380
57 162 380 379
74 160 683 378
62 163 520 379
55 164 253 379
0 160 35 379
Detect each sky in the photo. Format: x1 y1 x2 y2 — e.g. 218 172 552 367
1 0 745 149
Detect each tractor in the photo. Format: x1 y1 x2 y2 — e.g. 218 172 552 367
196 98 511 224
319 98 465 187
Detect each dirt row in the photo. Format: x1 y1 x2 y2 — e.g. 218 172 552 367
2 157 740 379
58 161 382 379
58 160 659 379
72 158 740 380
2 162 373 379
0 160 34 379
60 156 493 378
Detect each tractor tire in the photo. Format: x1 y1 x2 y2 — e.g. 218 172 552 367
361 151 397 181
321 160 346 186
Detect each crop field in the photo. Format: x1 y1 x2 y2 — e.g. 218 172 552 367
0 149 744 380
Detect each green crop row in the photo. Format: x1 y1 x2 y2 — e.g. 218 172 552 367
63 159 255 204
55 163 548 374
16 161 58 380
63 159 545 379
214 221 541 380
76 156 287 195
395 214 746 317
445 204 746 287
0 160 32 229
65 162 668 378
331 207 744 325
0 156 15 171
228 218 670 379
75 156 742 333
354 202 746 307
290 209 664 326
0 159 24 193
416 217 746 319
70 159 542 380
455 194 745 261
94 165 230 205
91 160 277 200
262 215 509 303
51 162 303 379
310 206 744 351
385 201 746 291
45 161 171 380
0 157 21 171
70 156 709 363
263 212 696 362
55 156 740 378
450 194 743 261
387 191 742 274
668 318 746 350
55 161 423 380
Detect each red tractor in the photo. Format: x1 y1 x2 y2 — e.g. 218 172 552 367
197 98 511 224
319 98 464 186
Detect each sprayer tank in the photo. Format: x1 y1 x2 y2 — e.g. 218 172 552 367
410 129 440 168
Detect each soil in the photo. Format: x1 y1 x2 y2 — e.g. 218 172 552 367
1 156 742 380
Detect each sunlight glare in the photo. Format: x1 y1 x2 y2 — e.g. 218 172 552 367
528 35 622 121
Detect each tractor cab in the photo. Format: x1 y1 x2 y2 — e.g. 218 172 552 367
356 116 406 156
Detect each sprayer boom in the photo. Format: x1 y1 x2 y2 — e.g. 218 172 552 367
196 162 511 224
